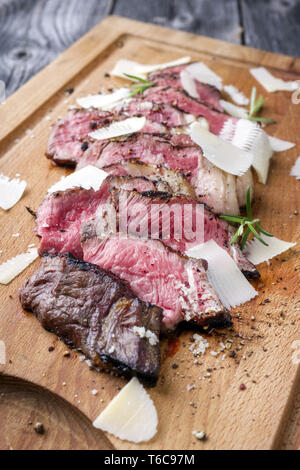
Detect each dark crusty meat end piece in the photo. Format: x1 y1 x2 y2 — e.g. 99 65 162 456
19 254 162 386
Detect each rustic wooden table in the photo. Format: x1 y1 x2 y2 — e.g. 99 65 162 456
0 0 299 451
1 0 300 98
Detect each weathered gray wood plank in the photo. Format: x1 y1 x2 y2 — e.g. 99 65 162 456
113 0 242 44
0 0 113 96
0 0 299 98
241 0 300 56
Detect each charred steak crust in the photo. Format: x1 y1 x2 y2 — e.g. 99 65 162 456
19 253 162 386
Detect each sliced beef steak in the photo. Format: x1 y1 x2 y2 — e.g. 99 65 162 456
148 65 223 112
77 133 240 214
103 160 196 199
19 254 162 385
81 188 259 279
112 100 190 127
35 175 158 258
82 234 231 330
46 109 114 167
143 86 233 135
46 108 166 167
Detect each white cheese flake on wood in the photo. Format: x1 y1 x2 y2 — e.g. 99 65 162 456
186 240 257 310
268 136 295 152
89 117 146 141
111 57 191 79
0 248 38 285
93 377 158 443
189 122 253 176
180 70 199 98
290 157 300 179
0 174 27 210
245 235 296 265
250 67 298 93
77 88 130 109
220 100 248 119
220 119 273 184
48 166 108 193
224 85 249 105
186 62 222 90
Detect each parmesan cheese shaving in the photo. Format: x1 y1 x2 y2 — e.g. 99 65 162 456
189 122 253 176
77 88 130 109
186 62 222 90
290 157 300 179
0 174 27 210
220 100 248 119
180 70 199 98
0 248 38 285
89 117 146 140
268 136 295 152
223 85 249 105
48 166 108 193
245 235 296 265
93 377 158 443
186 240 257 309
220 119 273 183
111 57 191 79
250 67 298 93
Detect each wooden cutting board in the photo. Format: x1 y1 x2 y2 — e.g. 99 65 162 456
0 16 299 451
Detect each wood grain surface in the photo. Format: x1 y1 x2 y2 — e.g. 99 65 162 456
1 0 300 97
0 15 299 450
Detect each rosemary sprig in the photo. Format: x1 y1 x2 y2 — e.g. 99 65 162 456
124 73 154 97
220 186 273 250
248 86 276 124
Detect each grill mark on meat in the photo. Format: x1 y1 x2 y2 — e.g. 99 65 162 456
78 132 240 215
19 253 162 385
82 233 231 330
102 160 196 199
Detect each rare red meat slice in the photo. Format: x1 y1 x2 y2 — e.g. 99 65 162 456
82 234 231 330
19 253 162 385
35 175 158 258
113 100 189 127
81 188 259 279
46 109 114 167
46 108 166 167
148 65 223 112
143 86 234 135
77 133 240 215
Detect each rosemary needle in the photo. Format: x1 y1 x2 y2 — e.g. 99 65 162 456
220 186 273 250
248 86 276 124
123 73 154 97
